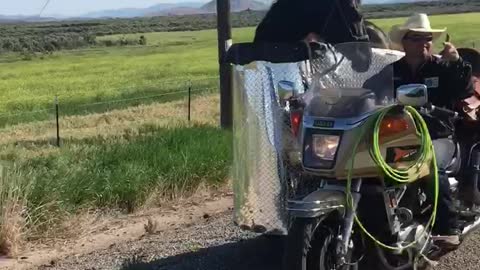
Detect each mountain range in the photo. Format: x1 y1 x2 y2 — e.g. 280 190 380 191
72 0 271 18
94 0 434 18
0 14 64 23
83 2 208 18
0 0 440 22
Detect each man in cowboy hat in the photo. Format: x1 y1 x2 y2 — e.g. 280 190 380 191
387 13 474 107
368 13 476 246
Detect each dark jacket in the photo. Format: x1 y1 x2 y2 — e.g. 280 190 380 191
391 55 474 109
364 55 474 138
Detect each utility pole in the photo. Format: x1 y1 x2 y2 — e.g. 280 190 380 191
216 0 233 129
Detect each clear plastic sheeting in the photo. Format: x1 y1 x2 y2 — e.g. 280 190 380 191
303 44 401 119
230 42 404 235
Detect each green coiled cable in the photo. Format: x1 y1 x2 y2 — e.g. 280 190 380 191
346 105 439 251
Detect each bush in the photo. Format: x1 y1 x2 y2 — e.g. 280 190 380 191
139 35 147 45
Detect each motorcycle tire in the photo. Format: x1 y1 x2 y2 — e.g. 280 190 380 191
282 217 358 270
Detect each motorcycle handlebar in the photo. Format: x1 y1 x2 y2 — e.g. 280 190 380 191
425 104 460 120
287 96 305 110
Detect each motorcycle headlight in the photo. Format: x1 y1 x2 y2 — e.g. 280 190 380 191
303 129 342 170
312 135 340 161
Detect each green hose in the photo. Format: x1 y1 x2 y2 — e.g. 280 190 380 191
346 105 439 251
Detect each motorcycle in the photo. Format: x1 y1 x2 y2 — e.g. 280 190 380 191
227 41 480 270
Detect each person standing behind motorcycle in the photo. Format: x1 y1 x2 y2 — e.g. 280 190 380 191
386 13 475 246
456 48 480 121
456 48 480 205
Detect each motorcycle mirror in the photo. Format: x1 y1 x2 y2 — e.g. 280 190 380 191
278 80 297 105
396 84 428 107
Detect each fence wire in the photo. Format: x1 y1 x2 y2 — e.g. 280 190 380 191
0 78 219 133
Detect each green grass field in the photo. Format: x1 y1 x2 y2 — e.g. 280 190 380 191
1 13 479 126
0 28 254 126
0 12 479 253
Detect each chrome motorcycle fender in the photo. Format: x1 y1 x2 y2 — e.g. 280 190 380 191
287 189 346 218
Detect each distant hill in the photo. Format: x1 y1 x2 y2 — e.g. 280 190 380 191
201 0 270 12
147 0 270 16
0 14 57 23
0 0 471 22
82 2 208 18
83 8 148 19
147 7 207 17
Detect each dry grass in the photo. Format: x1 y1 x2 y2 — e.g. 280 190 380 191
0 201 25 257
0 165 29 257
0 93 219 157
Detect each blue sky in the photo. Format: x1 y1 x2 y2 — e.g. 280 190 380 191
1 0 208 16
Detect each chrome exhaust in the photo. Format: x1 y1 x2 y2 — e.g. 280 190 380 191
462 217 480 238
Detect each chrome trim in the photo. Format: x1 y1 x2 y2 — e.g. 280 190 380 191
337 179 362 267
287 189 346 218
302 109 379 130
462 217 480 238
448 177 458 189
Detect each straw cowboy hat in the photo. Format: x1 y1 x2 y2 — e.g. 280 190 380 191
389 13 446 49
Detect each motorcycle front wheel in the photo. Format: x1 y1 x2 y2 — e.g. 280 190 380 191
282 217 359 270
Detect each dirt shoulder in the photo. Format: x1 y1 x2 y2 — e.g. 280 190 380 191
0 188 233 270
2 188 480 270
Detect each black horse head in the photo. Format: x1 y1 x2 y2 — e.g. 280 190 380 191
253 0 371 71
254 0 368 44
364 20 389 49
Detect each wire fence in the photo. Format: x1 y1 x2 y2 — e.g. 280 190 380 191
0 77 220 147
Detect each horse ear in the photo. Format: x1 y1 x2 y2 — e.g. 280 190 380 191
350 0 361 8
458 48 480 76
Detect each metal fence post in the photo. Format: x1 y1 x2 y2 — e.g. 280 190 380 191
217 0 233 129
188 81 192 122
54 96 60 147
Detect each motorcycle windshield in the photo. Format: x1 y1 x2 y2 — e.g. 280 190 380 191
303 42 397 119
